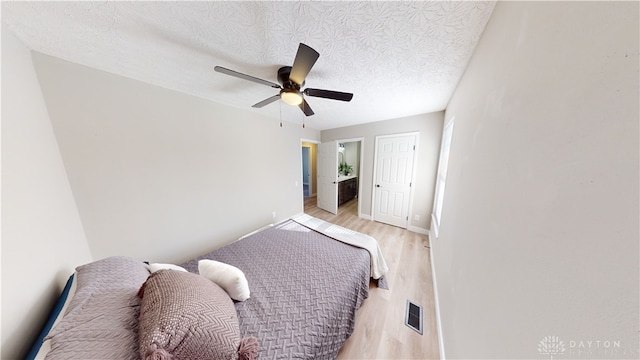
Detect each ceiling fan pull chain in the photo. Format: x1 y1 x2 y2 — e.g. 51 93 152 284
279 100 283 127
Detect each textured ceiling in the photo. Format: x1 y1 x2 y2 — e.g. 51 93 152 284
3 1 495 130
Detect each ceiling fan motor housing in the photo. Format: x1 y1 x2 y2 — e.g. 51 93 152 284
278 66 303 89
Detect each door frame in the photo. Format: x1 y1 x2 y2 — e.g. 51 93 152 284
335 137 365 218
371 132 420 228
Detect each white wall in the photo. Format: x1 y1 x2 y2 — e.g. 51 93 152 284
1 27 93 359
31 52 320 264
322 112 444 232
433 2 639 358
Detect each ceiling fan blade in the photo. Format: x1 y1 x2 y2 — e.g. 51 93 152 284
304 88 353 102
252 94 281 108
214 66 281 88
299 98 315 116
289 43 319 86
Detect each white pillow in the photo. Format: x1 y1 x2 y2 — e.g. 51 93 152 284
147 263 188 273
198 260 250 301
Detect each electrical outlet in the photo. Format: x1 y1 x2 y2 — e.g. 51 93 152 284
414 214 420 221
272 211 276 219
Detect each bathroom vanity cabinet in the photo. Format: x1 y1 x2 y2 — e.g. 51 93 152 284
338 176 358 206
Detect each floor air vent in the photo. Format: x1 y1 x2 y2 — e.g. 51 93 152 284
405 300 423 335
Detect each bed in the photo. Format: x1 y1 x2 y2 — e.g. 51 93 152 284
27 215 388 360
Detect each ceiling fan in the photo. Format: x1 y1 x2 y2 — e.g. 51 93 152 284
214 43 353 116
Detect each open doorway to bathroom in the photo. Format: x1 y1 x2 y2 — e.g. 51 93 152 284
337 140 361 215
303 138 363 218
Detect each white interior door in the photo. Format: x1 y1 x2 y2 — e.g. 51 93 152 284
373 134 416 228
317 141 338 214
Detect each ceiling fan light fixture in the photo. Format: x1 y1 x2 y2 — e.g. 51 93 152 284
280 89 303 106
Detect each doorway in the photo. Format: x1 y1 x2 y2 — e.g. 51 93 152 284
337 140 361 210
316 138 364 216
302 147 311 198
301 141 318 200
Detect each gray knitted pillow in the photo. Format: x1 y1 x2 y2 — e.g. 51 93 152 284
138 270 258 360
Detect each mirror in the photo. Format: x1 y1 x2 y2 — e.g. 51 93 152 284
338 143 345 170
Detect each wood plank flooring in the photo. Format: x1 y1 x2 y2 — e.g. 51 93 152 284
303 196 440 359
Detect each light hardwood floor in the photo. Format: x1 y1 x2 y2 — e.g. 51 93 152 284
304 196 440 359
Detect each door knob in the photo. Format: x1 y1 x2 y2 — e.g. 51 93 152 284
376 184 381 187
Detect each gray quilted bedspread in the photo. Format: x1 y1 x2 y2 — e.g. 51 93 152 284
181 219 370 359
44 256 150 360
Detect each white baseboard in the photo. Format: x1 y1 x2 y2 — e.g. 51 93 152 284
430 243 446 360
407 225 430 236
357 216 428 236
360 214 372 221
